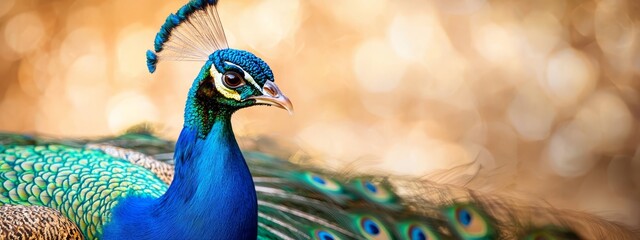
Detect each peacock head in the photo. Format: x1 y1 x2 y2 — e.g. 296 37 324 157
145 0 292 135
194 48 292 113
178 48 292 135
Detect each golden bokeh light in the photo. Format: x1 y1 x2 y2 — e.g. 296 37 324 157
354 38 406 93
4 12 44 55
0 0 639 227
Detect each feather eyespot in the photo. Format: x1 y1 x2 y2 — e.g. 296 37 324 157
353 179 396 205
314 230 338 240
456 208 472 226
312 175 327 185
362 218 380 235
444 204 494 239
303 172 343 193
409 225 427 240
400 223 440 240
364 181 377 193
356 216 392 239
222 71 245 88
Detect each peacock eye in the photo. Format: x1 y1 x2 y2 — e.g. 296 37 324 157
222 71 245 88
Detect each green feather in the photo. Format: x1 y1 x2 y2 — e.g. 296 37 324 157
0 145 168 239
351 178 402 210
348 212 395 239
442 203 497 240
396 220 444 240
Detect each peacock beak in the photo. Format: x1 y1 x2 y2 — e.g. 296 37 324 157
248 81 293 114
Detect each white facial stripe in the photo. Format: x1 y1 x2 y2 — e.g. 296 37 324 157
212 71 241 100
224 61 264 95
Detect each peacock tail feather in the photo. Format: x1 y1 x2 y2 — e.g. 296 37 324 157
2 132 637 239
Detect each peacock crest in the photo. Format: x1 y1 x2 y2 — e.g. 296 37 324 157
146 0 228 73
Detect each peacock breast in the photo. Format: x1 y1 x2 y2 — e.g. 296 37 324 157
0 144 168 239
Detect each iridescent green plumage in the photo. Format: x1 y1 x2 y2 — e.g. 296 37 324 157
0 144 167 239
396 220 444 240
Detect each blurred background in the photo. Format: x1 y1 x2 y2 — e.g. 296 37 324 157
0 0 639 227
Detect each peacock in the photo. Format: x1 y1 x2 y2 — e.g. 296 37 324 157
0 0 637 239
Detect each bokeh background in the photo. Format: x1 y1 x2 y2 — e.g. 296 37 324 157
0 0 639 228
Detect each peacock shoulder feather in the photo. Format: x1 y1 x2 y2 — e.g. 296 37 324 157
0 144 167 238
0 204 84 240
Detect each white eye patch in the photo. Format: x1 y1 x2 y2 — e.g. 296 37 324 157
223 62 263 95
210 62 266 101
211 71 241 101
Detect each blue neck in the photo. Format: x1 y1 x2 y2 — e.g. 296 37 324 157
103 115 258 239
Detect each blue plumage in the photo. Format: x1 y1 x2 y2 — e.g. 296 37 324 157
102 122 257 239
154 14 180 52
147 0 225 74
145 50 157 73
210 49 275 85
155 0 218 51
